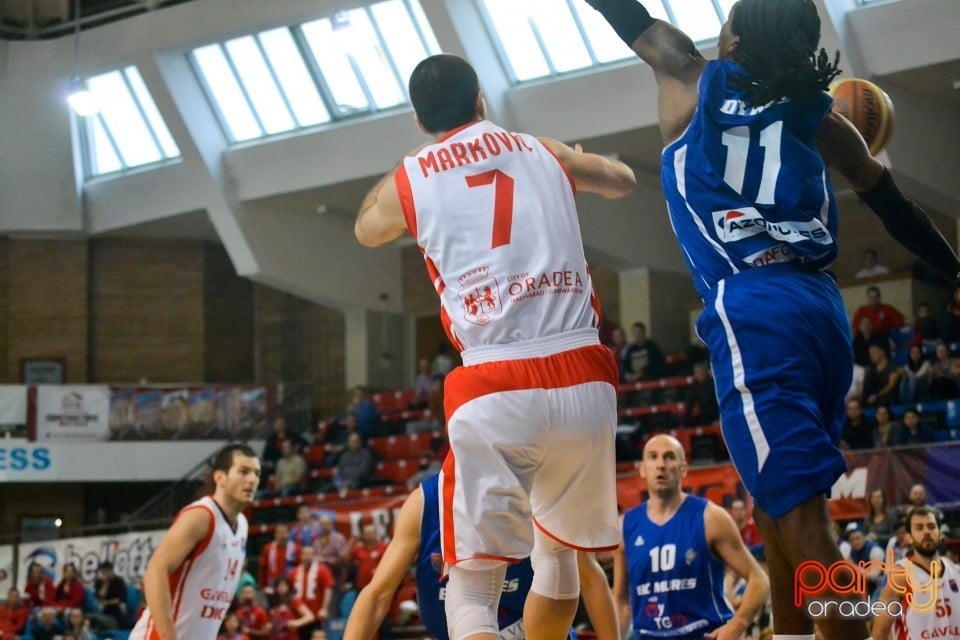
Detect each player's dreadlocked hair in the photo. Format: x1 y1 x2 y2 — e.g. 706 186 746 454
730 0 841 106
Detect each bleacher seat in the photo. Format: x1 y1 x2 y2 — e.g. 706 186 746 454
368 432 438 460
371 390 416 414
375 458 422 484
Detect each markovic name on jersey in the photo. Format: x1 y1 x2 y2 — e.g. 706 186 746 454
417 131 535 178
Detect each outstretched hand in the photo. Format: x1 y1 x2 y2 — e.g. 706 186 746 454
704 618 748 640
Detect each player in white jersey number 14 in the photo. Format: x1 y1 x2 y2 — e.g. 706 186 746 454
130 444 261 640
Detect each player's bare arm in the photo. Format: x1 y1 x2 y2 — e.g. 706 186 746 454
142 507 213 640
539 138 635 199
817 111 960 285
704 504 770 640
870 579 900 640
343 488 423 640
355 168 406 248
582 0 703 143
610 543 632 640
576 552 620 640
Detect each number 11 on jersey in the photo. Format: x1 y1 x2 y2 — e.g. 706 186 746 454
466 169 515 249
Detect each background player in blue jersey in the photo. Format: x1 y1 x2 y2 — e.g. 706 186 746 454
343 474 619 640
582 1 960 639
614 435 768 640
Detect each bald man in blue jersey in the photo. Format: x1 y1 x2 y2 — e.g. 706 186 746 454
343 473 619 640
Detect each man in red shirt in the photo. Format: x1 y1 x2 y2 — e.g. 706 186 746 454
851 286 905 339
259 524 300 594
344 523 388 591
287 546 334 640
0 588 29 640
23 561 55 609
730 499 762 549
236 584 271 640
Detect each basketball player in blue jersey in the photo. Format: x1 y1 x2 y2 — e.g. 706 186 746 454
582 2 960 639
342 473 620 640
614 435 768 640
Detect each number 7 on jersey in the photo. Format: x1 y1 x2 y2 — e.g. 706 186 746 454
466 169 515 249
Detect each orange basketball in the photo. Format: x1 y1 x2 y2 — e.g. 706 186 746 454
828 78 895 155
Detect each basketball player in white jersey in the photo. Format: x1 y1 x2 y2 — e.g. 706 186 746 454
872 506 960 640
131 444 261 640
355 54 635 640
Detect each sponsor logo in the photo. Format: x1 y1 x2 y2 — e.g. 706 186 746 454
744 244 794 267
712 207 832 245
634 535 645 547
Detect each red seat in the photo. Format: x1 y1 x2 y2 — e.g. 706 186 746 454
304 445 327 467
369 432 437 460
375 458 422 484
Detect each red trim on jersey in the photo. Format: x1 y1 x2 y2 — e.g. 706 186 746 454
533 517 619 552
439 306 464 352
539 142 577 196
423 254 445 295
438 120 482 143
443 343 617 419
395 164 418 238
188 506 217 559
441 451 458 565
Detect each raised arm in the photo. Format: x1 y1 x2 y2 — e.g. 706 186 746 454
576 552 619 640
342 489 423 640
816 112 960 285
539 139 635 199
355 169 407 248
704 504 770 640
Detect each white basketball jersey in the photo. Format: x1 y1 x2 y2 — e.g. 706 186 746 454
396 120 601 357
130 496 248 640
892 556 960 640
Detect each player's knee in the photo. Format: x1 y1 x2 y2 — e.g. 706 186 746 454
444 563 507 640
530 530 579 600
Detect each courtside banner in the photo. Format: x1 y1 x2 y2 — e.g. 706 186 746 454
17 529 166 589
0 385 27 425
0 545 13 594
35 385 111 441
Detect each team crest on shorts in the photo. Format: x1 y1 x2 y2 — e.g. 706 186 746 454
458 267 502 326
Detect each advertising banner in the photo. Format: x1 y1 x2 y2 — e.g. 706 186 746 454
35 385 111 441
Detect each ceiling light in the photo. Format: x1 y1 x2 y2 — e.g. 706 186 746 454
67 77 99 116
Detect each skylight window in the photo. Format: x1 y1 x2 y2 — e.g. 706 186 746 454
191 0 440 143
79 66 180 178
479 0 734 83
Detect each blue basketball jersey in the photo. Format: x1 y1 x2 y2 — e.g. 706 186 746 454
661 59 838 298
418 475 566 640
623 495 732 638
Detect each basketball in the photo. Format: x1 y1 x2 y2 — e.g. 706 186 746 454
828 78 895 155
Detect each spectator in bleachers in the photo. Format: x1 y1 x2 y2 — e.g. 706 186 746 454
324 412 358 466
23 561 55 609
873 405 901 448
929 342 959 400
62 608 93 640
842 525 885 594
862 489 895 547
683 362 719 426
348 388 379 440
622 321 665 382
410 358 434 409
290 506 321 549
431 342 454 378
729 499 762 550
852 286 906 340
333 433 376 492
259 525 300 595
236 558 260 600
92 562 127 629
314 514 348 575
0 588 29 639
287 547 334 640
862 344 902 407
268 578 314 640
900 344 933 403
273 440 308 497
343 524 388 593
606 326 628 377
406 376 444 435
852 316 889 368
886 518 911 561
237 584 272 640
218 611 248 640
840 399 876 450
53 563 85 612
262 416 308 477
28 607 61 640
940 290 960 344
854 249 890 280
898 409 936 446
911 302 940 346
